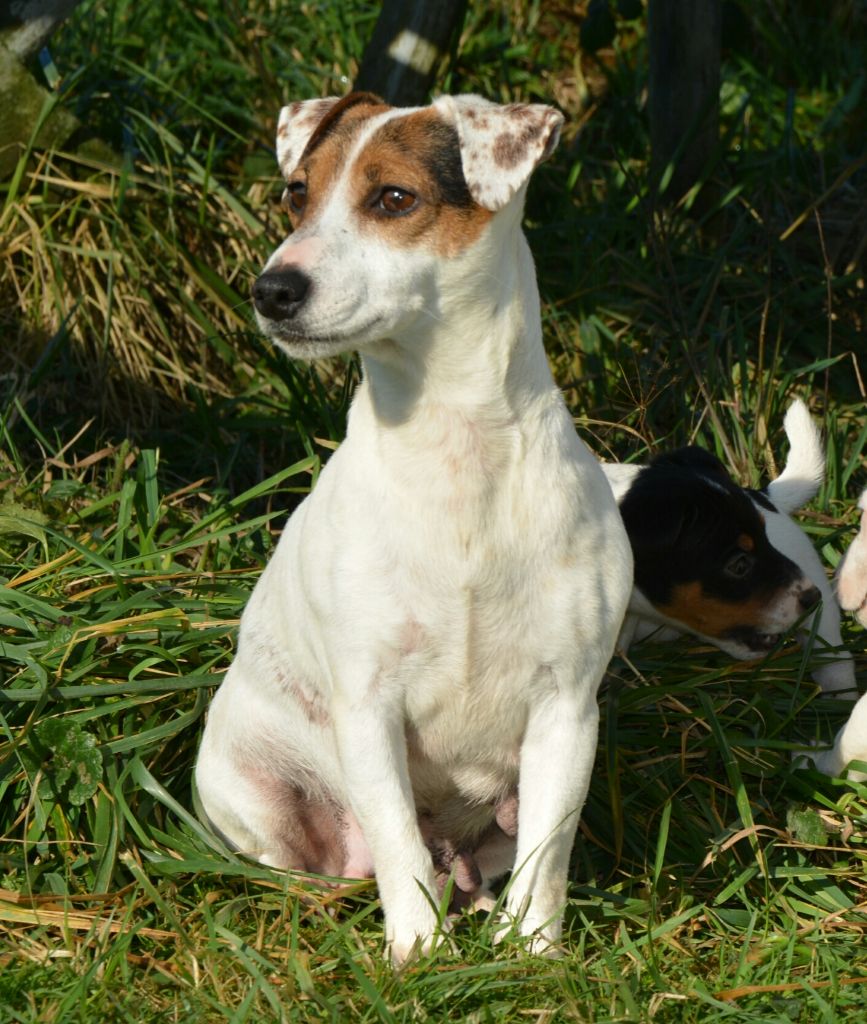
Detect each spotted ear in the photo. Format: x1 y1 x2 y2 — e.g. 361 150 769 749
275 98 342 176
433 94 563 212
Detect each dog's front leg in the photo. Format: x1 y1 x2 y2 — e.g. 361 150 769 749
504 676 600 954
332 694 443 964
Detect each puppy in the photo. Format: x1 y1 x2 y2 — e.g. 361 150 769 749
195 93 632 963
600 400 856 696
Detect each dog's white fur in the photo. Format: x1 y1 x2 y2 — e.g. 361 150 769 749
602 400 856 696
837 488 867 628
811 488 867 779
195 94 632 962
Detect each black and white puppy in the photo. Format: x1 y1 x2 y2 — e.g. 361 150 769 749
601 400 855 696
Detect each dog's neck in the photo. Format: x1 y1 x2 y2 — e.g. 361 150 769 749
354 210 557 430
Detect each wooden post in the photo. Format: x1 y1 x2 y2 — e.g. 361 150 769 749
354 0 467 106
1 0 84 58
648 0 721 202
0 1 85 178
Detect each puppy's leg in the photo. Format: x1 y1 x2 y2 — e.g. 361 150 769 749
503 673 599 954
811 691 867 781
331 690 442 965
804 594 857 698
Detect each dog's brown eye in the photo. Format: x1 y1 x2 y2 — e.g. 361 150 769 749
724 552 754 579
378 187 416 215
282 182 307 214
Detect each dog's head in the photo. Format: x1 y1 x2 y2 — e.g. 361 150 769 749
620 446 821 659
251 93 563 359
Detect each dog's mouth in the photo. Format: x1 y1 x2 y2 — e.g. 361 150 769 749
724 626 784 656
259 313 386 351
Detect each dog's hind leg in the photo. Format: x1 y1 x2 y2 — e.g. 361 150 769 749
196 751 372 878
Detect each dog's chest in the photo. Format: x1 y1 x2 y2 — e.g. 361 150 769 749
383 532 594 793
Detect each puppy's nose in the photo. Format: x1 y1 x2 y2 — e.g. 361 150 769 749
798 584 821 612
252 268 311 321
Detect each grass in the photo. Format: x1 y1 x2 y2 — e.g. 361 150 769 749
2 0 867 1019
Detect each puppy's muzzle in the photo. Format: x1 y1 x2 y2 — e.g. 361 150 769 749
799 584 821 612
252 268 311 321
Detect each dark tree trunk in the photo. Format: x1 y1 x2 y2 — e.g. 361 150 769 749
1 0 84 58
354 0 467 106
0 0 86 177
648 0 721 202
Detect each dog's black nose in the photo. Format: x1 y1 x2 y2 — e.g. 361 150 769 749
252 268 311 321
799 584 821 612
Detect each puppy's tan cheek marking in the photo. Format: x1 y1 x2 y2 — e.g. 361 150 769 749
658 581 769 639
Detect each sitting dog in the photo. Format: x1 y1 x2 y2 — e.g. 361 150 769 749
810 488 867 778
195 93 632 963
600 400 855 697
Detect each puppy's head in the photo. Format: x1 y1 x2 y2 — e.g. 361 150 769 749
620 446 821 659
251 92 563 359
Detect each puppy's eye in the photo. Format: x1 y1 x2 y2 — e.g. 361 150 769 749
377 187 417 216
282 181 307 214
724 552 754 579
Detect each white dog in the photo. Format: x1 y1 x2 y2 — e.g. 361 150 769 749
811 489 867 778
195 92 632 963
837 488 867 628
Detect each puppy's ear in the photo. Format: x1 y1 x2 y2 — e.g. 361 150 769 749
433 94 563 212
651 446 732 483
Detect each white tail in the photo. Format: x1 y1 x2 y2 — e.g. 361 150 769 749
766 399 825 514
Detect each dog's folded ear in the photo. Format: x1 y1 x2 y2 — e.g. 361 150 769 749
275 93 384 177
276 98 341 176
433 94 564 212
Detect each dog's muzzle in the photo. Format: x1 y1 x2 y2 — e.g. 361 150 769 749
798 584 821 612
252 268 311 322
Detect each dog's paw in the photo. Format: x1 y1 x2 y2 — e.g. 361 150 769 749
791 742 839 776
791 692 867 781
491 911 564 958
467 888 498 914
387 917 454 967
